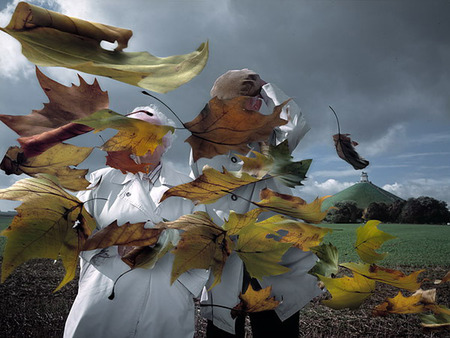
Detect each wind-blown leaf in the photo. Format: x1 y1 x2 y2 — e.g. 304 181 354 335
235 223 292 279
1 2 208 93
420 313 450 328
160 166 259 205
254 188 330 224
159 212 232 288
231 285 280 319
341 262 424 291
223 209 263 236
355 220 397 264
75 109 174 156
0 68 105 157
83 221 163 250
434 271 450 285
0 144 93 191
0 174 96 291
105 150 153 174
185 97 289 161
318 272 376 309
309 243 339 277
333 133 369 170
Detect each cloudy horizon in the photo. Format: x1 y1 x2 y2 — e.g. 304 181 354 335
0 0 449 211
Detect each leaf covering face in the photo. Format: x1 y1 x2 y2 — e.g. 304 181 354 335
0 174 96 291
0 2 208 93
185 96 289 161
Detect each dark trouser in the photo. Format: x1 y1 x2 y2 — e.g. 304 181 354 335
206 310 300 337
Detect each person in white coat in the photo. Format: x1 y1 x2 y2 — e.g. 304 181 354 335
192 69 323 337
64 106 208 338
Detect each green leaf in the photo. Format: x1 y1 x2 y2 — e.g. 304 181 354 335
309 242 339 277
1 2 208 93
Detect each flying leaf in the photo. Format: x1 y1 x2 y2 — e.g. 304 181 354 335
354 220 397 264
412 288 436 305
0 174 96 291
373 291 425 316
434 271 450 285
1 2 209 93
309 243 339 277
318 272 376 309
341 262 424 291
333 133 369 170
420 313 450 329
255 215 333 251
231 285 280 319
223 209 263 236
235 223 292 279
0 68 106 157
254 188 330 224
75 109 174 156
160 166 259 205
0 144 93 191
238 140 312 187
121 241 174 270
83 221 163 250
185 96 289 161
105 150 153 174
159 212 232 288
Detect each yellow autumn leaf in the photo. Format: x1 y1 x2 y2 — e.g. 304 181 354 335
160 166 259 205
223 209 263 236
0 174 96 291
159 212 232 288
341 262 424 291
254 188 330 224
235 223 292 279
354 220 397 264
1 2 208 93
75 109 174 156
318 272 376 309
231 285 280 319
373 291 425 316
0 144 93 191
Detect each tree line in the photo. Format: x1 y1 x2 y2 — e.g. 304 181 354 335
324 196 450 225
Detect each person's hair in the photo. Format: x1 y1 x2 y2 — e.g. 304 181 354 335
127 104 176 151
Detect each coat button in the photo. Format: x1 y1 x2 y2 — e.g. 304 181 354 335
231 194 238 201
231 156 238 163
126 192 131 197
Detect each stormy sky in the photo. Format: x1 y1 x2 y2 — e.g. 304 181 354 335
0 0 449 211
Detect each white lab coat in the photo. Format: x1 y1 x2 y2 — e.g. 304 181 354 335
192 83 323 334
64 164 208 338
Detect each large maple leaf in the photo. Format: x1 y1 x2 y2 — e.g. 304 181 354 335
0 67 106 157
231 285 280 319
0 144 93 191
75 109 174 157
185 96 289 161
0 2 208 93
0 175 96 291
373 291 426 316
158 212 232 288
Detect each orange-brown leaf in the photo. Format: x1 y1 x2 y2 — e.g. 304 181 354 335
83 221 163 250
105 150 152 174
185 96 289 161
231 285 280 319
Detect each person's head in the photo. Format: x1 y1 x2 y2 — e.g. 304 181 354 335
126 105 175 166
210 68 266 100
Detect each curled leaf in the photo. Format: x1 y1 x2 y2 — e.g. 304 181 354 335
420 313 450 328
0 174 96 291
185 97 289 161
231 285 280 319
333 133 369 170
1 2 209 93
0 144 93 191
354 220 397 264
309 243 339 278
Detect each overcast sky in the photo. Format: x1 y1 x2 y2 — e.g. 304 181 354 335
0 0 449 211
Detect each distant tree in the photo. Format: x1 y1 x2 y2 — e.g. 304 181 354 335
387 199 406 223
363 202 390 222
325 200 363 223
399 196 450 224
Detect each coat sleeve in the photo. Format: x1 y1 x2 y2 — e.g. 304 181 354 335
261 83 310 152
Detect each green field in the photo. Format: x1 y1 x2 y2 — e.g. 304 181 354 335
320 223 450 267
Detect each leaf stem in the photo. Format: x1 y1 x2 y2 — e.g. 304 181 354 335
329 106 341 135
141 91 186 129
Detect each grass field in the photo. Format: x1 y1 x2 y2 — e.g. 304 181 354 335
0 217 449 337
